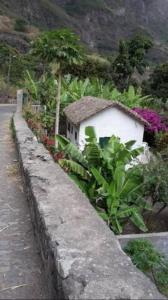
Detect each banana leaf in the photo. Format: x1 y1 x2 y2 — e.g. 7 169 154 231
59 159 90 180
131 211 148 232
56 134 70 150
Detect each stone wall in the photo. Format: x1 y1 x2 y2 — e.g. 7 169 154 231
14 112 164 300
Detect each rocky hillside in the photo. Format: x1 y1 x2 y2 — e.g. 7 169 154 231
0 0 168 62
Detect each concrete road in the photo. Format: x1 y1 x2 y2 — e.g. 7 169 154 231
0 104 16 115
0 105 50 299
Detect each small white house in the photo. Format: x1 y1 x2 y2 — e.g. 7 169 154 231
64 96 148 153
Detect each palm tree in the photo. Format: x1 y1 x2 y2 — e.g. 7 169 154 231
31 29 85 147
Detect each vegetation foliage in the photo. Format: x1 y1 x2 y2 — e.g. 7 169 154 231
56 127 150 234
31 29 85 146
112 35 153 90
143 63 168 103
140 153 168 210
1 10 168 294
24 72 152 110
23 29 168 238
125 239 168 296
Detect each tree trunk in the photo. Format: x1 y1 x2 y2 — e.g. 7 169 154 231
7 54 12 86
55 71 61 148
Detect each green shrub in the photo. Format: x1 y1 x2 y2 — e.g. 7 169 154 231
23 103 35 121
0 43 34 85
154 267 168 296
40 112 55 135
141 154 168 208
14 18 27 32
57 127 149 234
143 63 168 102
124 239 168 297
124 239 163 272
66 54 111 81
156 132 168 151
0 75 17 98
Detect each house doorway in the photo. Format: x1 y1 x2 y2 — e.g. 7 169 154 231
99 137 110 148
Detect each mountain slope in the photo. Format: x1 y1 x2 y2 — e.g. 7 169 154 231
0 0 168 62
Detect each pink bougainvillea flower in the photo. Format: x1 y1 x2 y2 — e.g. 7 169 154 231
133 108 168 133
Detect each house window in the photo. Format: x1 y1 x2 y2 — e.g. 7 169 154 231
68 122 70 132
75 131 78 141
71 126 73 134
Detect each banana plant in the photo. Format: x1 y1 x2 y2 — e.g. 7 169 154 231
122 85 153 108
24 70 39 102
56 134 88 167
56 126 149 234
57 133 96 199
91 166 148 234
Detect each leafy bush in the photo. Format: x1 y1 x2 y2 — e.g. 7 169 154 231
23 104 45 138
154 267 168 296
23 103 35 121
143 63 168 102
66 54 111 81
0 43 28 85
124 239 163 272
112 35 153 90
24 71 56 111
141 154 168 210
155 132 168 151
0 75 16 98
57 127 149 234
124 239 168 297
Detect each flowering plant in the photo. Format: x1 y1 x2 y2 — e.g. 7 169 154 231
41 135 55 153
133 108 168 133
53 152 64 162
42 135 54 146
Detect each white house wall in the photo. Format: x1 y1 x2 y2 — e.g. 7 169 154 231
79 107 144 150
66 119 79 146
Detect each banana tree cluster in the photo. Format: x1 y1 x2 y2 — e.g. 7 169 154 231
57 127 150 234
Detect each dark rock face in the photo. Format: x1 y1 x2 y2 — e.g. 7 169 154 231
74 0 168 62
1 0 168 61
